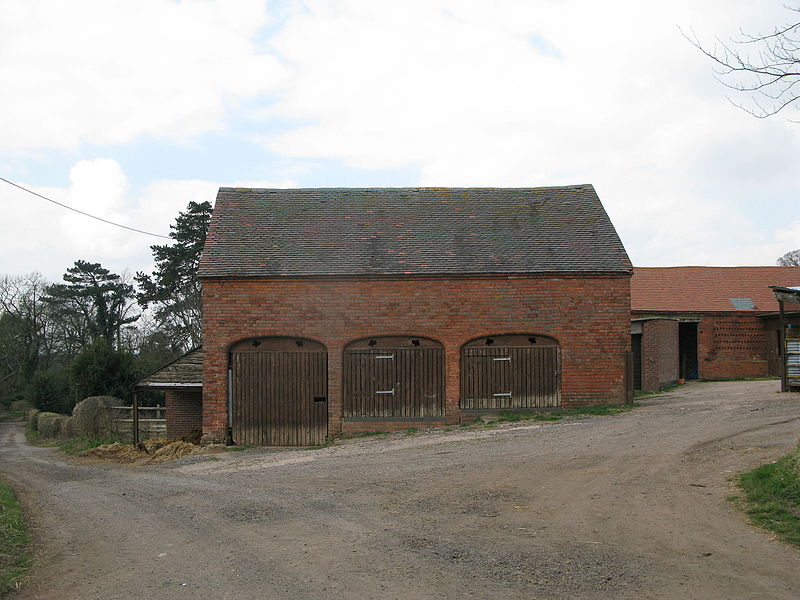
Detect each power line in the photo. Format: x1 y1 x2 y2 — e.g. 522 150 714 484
0 176 171 239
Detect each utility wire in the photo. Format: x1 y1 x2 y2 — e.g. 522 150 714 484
0 176 171 239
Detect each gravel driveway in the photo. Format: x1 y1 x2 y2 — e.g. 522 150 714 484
3 380 800 600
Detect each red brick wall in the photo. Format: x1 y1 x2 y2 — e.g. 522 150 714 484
165 389 203 440
201 273 631 442
641 319 679 391
697 313 769 379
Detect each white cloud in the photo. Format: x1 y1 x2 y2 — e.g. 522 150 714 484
0 158 294 281
2 0 799 276
263 0 800 266
0 0 287 153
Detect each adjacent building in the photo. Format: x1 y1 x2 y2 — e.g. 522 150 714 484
631 266 800 391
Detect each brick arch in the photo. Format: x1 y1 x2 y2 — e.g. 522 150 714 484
344 334 443 350
228 336 327 353
461 333 560 348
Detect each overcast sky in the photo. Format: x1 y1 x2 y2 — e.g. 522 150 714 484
2 0 799 282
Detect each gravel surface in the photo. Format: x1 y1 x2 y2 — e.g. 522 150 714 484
2 380 800 599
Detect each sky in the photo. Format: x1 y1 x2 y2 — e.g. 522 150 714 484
1 0 799 282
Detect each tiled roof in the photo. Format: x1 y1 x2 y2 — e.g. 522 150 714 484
198 186 632 278
135 347 203 388
631 267 800 313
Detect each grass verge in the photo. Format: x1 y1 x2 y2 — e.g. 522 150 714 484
0 478 32 597
733 441 800 548
25 428 122 455
463 403 637 428
0 411 26 423
635 384 678 399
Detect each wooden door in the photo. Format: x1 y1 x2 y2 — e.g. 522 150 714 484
344 338 444 418
231 339 327 446
461 337 560 410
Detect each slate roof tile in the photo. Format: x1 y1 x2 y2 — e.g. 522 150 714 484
198 186 631 278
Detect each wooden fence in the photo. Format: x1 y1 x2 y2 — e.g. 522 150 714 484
107 405 166 442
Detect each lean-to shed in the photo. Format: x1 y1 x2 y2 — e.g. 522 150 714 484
134 347 203 440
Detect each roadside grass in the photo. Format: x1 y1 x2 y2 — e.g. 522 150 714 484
0 478 32 597
25 427 121 455
223 444 256 452
0 411 26 423
635 384 679 399
462 403 638 429
700 377 779 383
732 441 800 548
341 431 388 439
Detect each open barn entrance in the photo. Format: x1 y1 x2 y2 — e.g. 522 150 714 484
230 337 327 446
679 322 699 380
461 334 561 410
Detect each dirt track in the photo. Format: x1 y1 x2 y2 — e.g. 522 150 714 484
2 381 800 599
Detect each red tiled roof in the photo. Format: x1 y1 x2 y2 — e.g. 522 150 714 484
631 266 800 313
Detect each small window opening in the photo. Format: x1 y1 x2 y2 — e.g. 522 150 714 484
252 340 261 347
368 339 377 347
295 340 304 347
485 338 495 346
528 336 537 344
411 339 420 346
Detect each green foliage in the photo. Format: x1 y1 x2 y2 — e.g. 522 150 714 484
69 339 136 403
45 260 138 348
736 442 800 547
25 368 70 414
135 201 212 350
0 478 32 596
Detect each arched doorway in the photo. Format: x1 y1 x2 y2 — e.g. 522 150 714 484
230 337 327 446
343 336 444 418
460 334 561 410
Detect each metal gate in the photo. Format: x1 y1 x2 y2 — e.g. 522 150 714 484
461 335 560 410
344 337 443 418
231 338 327 446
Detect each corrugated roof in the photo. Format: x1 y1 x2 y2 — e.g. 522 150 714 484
136 347 203 388
631 267 800 313
198 186 632 278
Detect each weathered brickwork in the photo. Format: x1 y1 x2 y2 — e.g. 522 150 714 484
201 273 631 442
165 389 203 440
697 313 770 379
640 319 679 391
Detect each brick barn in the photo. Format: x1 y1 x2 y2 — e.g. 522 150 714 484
197 186 633 445
631 266 800 391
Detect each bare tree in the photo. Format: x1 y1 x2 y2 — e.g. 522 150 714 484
0 273 52 391
777 248 800 266
684 6 800 118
